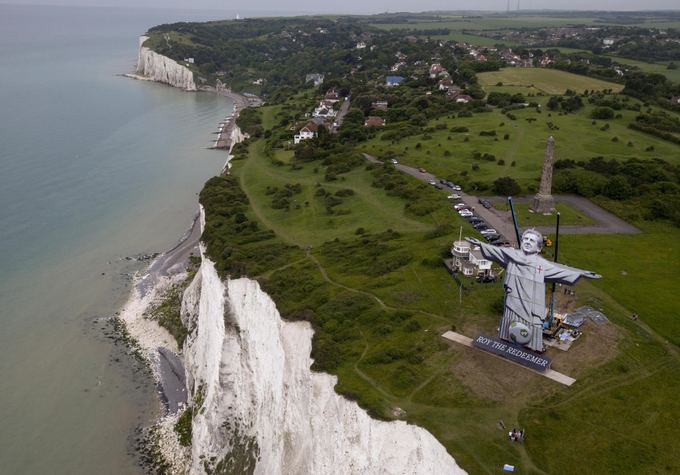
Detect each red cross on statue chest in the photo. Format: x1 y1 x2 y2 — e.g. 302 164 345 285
536 265 543 273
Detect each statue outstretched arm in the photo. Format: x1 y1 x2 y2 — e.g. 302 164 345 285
465 237 512 266
544 261 602 284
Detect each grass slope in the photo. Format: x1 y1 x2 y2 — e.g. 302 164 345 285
478 68 624 95
201 99 680 474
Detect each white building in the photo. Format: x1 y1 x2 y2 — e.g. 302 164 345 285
294 122 318 144
450 240 492 278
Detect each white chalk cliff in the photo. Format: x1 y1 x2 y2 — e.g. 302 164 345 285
181 253 465 474
136 36 197 91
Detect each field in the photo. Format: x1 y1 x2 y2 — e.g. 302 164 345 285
197 90 680 474
360 95 680 193
609 56 680 84
492 201 595 227
477 68 624 95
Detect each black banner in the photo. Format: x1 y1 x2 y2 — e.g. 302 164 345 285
472 335 552 372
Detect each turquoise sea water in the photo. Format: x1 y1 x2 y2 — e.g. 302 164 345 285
0 5 243 473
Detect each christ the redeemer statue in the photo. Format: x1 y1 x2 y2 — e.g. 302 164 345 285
466 229 601 352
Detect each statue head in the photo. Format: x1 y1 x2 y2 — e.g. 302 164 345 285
520 228 543 254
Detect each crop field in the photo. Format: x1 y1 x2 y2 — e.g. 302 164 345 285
477 68 624 95
209 96 680 473
360 95 680 192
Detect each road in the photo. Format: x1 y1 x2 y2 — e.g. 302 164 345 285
362 154 640 245
363 153 519 244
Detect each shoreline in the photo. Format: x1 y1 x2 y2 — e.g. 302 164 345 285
117 71 254 470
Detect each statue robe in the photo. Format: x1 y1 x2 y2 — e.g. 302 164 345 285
477 243 592 352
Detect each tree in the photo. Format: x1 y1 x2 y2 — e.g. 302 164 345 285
493 176 521 196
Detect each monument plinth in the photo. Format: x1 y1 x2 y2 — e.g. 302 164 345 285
531 136 556 214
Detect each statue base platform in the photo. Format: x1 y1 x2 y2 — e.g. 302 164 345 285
531 193 555 214
440 331 575 386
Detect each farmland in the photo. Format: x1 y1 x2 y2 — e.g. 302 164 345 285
477 68 624 95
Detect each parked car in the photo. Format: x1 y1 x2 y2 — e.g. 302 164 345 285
447 194 461 200
478 198 492 209
468 217 484 223
453 203 468 210
484 233 501 242
480 228 498 235
418 167 427 173
459 210 473 217
451 185 462 191
434 184 443 190
428 179 437 185
391 159 398 165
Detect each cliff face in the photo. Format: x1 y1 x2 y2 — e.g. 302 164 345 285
181 255 465 475
136 36 197 91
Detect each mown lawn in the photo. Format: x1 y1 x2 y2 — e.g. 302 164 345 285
492 201 596 227
477 68 624 95
360 96 680 193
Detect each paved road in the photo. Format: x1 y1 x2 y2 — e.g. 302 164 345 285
362 154 640 245
331 96 351 133
363 153 519 245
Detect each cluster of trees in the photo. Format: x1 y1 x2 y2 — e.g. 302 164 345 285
546 92 583 113
554 157 680 225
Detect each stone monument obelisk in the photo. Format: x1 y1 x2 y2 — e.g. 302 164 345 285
531 136 556 214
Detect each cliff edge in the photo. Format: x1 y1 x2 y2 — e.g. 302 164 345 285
136 36 197 91
180 254 465 474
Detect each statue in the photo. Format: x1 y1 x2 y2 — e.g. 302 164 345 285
466 229 601 352
531 136 556 214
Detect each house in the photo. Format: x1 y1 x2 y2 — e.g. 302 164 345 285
184 57 195 64
371 101 388 111
455 94 473 103
305 73 325 86
252 78 263 85
429 63 444 79
364 116 385 127
356 41 366 49
385 76 404 87
294 122 318 144
438 78 454 91
670 96 680 105
450 240 493 277
602 37 616 47
324 89 340 102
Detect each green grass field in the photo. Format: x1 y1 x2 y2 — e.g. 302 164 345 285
609 56 680 84
211 96 680 473
492 201 595 227
360 96 680 192
477 68 624 95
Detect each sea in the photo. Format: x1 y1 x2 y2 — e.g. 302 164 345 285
0 4 260 473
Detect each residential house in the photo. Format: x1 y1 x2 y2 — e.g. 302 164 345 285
305 73 325 86
371 101 388 111
455 94 473 104
438 78 454 91
356 41 366 49
385 76 405 87
429 63 444 79
294 122 318 144
450 240 492 278
364 116 385 127
324 89 340 102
